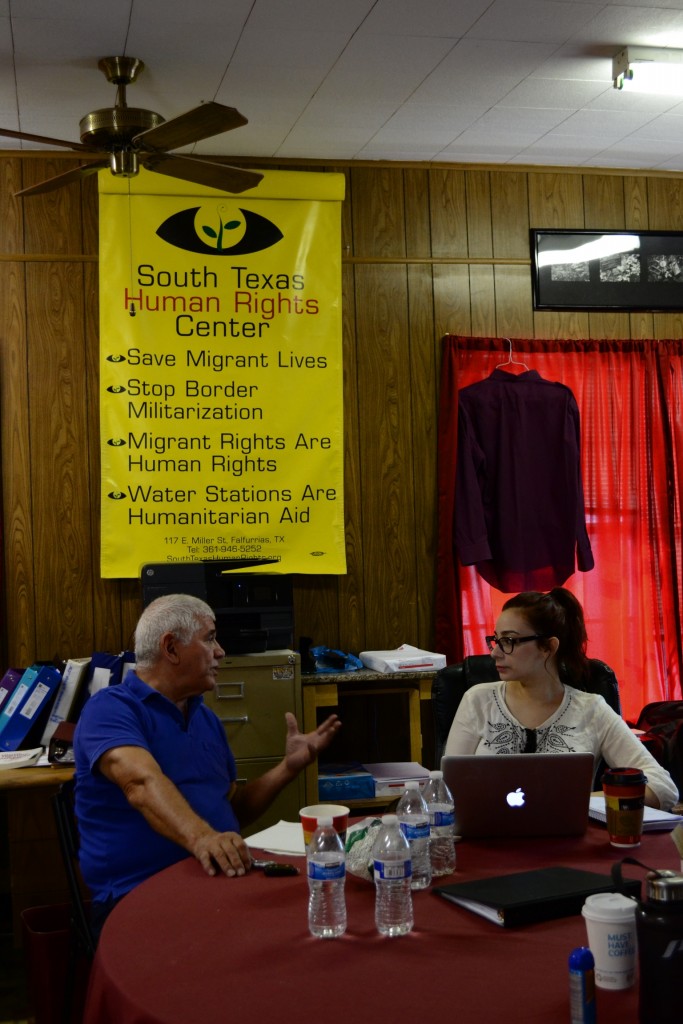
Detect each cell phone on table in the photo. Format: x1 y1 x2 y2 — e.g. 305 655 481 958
251 858 299 876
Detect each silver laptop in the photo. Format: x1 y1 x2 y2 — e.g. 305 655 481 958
441 752 594 839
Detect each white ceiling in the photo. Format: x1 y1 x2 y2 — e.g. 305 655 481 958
5 0 683 171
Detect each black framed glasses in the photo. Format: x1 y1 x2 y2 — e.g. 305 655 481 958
485 634 548 654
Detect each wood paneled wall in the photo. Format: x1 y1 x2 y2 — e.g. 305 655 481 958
2 154 683 668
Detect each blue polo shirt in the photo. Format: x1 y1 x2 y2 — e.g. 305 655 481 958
74 672 239 903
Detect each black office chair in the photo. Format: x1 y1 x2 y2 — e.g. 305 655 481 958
52 778 96 1024
431 654 622 778
632 700 683 793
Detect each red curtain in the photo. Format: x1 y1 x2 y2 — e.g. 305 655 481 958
436 336 683 722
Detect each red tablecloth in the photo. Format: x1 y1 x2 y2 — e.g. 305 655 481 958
83 826 679 1024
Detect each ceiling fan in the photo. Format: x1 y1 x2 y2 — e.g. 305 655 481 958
0 56 263 197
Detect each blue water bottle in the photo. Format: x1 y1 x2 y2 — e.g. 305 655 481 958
569 946 596 1024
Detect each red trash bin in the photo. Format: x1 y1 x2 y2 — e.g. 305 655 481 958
21 903 71 1024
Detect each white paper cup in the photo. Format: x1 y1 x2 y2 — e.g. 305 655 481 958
299 804 349 846
581 892 638 989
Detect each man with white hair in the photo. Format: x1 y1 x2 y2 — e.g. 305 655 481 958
74 593 341 936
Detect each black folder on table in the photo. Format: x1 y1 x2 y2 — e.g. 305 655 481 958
434 866 641 928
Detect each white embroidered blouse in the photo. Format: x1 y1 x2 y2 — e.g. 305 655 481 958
444 680 679 811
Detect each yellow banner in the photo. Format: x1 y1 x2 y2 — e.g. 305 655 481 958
99 168 346 578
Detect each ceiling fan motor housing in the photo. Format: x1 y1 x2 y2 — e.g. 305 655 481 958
79 107 165 149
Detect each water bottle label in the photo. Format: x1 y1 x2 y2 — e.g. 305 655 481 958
373 859 412 881
399 820 430 841
429 810 455 827
307 860 345 881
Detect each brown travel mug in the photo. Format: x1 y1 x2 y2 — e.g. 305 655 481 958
601 767 647 847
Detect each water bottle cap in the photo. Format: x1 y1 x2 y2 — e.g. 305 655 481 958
316 816 333 827
404 780 419 789
645 869 683 903
429 770 444 780
382 814 398 825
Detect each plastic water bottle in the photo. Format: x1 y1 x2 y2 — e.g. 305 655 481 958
421 769 456 877
396 780 432 889
307 816 347 938
372 814 413 936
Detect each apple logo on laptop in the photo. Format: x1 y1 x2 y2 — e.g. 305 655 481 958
506 787 525 808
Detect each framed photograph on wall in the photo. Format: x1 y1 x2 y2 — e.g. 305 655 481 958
530 229 683 311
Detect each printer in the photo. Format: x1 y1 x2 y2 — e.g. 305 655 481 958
140 561 293 654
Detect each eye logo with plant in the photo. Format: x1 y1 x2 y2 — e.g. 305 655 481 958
156 204 283 256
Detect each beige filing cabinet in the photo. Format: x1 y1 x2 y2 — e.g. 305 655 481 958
202 650 304 837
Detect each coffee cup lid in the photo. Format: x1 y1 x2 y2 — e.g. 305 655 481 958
581 892 637 922
601 767 647 786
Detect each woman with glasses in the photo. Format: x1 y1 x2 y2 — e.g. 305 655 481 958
444 587 678 809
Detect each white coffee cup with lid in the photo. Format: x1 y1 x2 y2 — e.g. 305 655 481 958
581 892 638 989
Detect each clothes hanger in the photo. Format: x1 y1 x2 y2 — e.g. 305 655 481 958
495 337 529 372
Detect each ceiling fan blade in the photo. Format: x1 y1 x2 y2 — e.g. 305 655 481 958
135 101 248 152
0 126 94 152
142 153 262 194
15 161 107 197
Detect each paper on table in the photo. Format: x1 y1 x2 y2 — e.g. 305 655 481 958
244 820 306 856
0 747 44 770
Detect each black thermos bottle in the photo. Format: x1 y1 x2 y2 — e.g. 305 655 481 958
636 869 683 1024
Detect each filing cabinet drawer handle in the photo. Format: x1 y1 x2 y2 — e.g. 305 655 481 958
220 715 250 724
215 682 245 700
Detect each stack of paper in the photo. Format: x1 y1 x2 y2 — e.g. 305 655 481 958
0 747 44 771
362 761 430 797
244 820 306 856
359 645 446 673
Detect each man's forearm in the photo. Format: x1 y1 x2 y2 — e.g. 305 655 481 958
122 770 215 851
98 746 251 879
121 770 250 878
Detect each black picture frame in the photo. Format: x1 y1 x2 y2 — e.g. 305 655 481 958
530 229 683 311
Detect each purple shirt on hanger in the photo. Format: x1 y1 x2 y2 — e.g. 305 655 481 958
455 368 594 592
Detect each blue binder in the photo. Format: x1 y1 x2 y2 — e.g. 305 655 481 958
0 664 62 751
